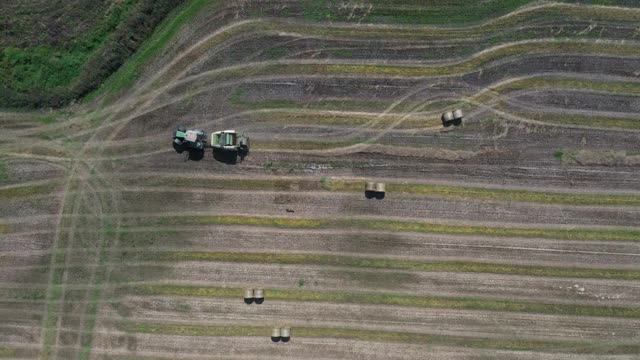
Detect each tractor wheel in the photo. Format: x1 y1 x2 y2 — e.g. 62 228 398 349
177 125 186 132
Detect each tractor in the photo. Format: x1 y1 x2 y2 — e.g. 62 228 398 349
173 126 206 160
173 126 206 151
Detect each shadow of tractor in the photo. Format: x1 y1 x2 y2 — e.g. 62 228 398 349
212 148 249 164
173 143 205 162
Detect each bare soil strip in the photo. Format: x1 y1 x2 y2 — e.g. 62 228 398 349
117 322 640 355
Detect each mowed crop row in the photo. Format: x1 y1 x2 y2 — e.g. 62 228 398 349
2 0 640 359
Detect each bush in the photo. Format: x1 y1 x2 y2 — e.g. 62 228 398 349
0 0 183 109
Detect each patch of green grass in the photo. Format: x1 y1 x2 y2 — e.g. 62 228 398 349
0 346 17 357
101 0 221 95
264 47 288 59
0 288 46 301
477 77 640 105
132 251 640 280
0 183 58 199
0 160 6 182
523 112 640 130
0 0 138 93
553 151 564 159
298 279 305 287
120 322 640 354
303 0 534 24
302 0 640 25
37 114 59 124
133 215 640 242
254 139 359 150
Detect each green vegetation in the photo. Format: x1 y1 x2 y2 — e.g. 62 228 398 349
253 109 441 129
231 89 406 113
133 215 640 242
255 139 358 150
487 77 640 97
3 0 640 108
0 347 16 357
0 0 183 108
322 179 640 206
553 151 564 159
121 322 640 354
0 183 58 199
129 285 640 318
303 0 640 24
1 0 137 89
0 288 46 301
130 251 640 280
77 218 119 360
101 0 218 95
168 41 640 93
302 0 534 24
516 112 640 130
0 160 6 182
124 176 640 206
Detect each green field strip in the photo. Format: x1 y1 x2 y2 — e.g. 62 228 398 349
229 93 461 115
120 177 324 191
0 288 46 302
302 0 640 26
512 111 640 130
130 251 640 280
232 6 640 43
127 285 640 319
119 176 640 206
118 322 640 355
322 178 640 206
131 215 640 242
253 139 360 150
100 0 224 94
252 109 442 129
193 41 640 86
476 76 640 104
102 1 640 96
0 345 39 359
0 182 60 199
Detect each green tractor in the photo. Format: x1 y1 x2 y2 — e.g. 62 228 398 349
211 130 250 163
173 126 206 151
173 126 206 160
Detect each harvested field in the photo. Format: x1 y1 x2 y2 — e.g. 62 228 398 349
1 1 640 359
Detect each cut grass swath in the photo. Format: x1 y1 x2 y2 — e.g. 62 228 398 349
122 176 640 206
127 285 640 319
119 322 640 354
131 215 640 242
129 251 640 280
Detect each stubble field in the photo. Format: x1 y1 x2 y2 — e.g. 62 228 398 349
1 1 640 359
